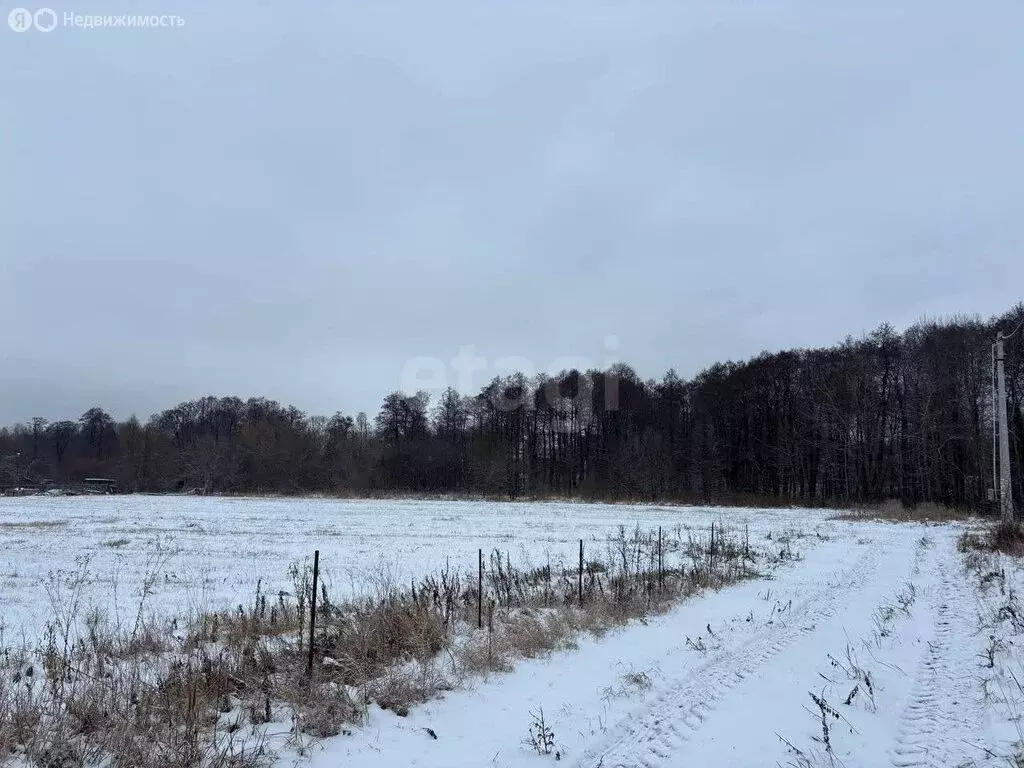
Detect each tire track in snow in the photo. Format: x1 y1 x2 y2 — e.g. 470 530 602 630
888 543 984 768
573 546 880 768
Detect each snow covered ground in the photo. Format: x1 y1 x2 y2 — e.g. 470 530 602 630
0 495 817 640
290 518 1010 768
1 496 1016 766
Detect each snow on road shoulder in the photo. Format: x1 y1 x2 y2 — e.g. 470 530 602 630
297 521 999 768
964 535 1024 765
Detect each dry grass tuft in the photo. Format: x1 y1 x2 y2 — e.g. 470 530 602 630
959 520 1024 557
988 521 1024 556
0 520 68 530
833 499 973 523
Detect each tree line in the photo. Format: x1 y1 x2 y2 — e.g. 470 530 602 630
2 305 1022 508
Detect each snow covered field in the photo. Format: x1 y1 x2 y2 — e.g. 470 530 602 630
1 496 1018 766
300 519 1017 768
0 495 816 640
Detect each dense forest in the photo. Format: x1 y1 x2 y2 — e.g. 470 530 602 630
2 305 1023 509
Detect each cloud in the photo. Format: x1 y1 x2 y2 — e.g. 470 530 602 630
2 1 1022 423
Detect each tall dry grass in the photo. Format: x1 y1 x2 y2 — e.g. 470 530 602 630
1 522 776 767
959 520 1024 558
833 499 975 523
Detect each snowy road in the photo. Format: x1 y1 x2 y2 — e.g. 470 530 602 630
305 521 994 768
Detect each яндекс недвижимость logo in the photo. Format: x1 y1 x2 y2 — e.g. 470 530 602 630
7 8 184 31
8 7 57 31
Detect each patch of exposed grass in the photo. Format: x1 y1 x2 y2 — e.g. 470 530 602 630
832 499 973 523
959 520 1024 557
0 520 68 530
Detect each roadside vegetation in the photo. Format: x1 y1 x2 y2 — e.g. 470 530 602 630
0 522 787 768
833 499 977 523
960 517 1024 764
959 519 1024 557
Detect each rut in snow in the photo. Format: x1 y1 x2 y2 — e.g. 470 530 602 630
573 546 880 768
888 547 985 768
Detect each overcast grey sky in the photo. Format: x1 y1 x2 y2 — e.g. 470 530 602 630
2 1 1023 425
